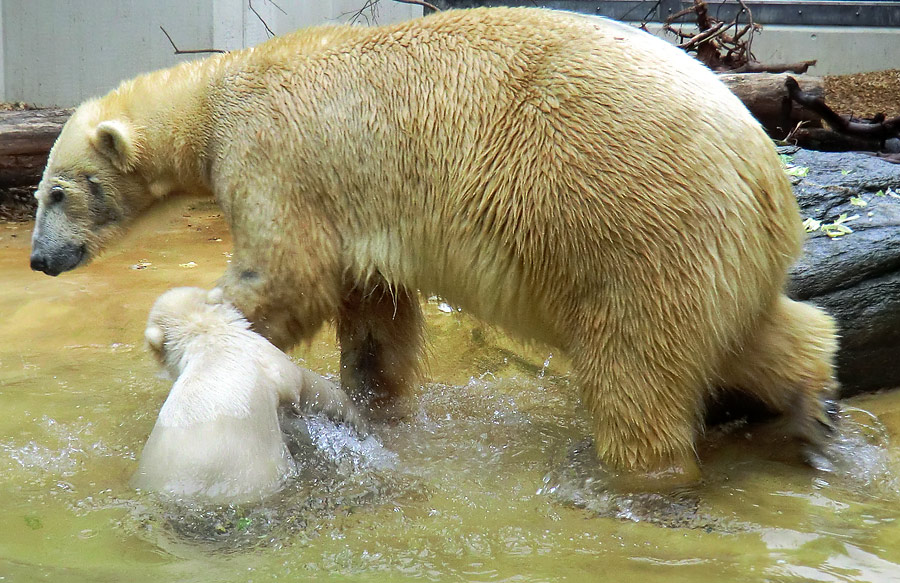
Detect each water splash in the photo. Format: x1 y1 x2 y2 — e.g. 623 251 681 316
280 411 399 475
536 438 727 530
539 353 552 380
0 415 111 481
131 413 417 551
816 406 900 500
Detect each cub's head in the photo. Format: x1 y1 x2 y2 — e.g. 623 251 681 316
30 100 155 276
145 287 248 377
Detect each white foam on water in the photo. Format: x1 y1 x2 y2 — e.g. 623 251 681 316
280 411 399 474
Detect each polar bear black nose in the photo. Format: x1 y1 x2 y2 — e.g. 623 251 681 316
29 242 85 276
30 252 49 274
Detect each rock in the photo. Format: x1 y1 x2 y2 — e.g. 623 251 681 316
784 147 900 396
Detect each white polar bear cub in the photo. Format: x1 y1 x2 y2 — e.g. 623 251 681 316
132 286 365 504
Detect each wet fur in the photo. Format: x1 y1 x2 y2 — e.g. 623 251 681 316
33 8 837 484
133 287 363 503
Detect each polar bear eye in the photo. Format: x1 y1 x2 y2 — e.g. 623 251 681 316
49 186 65 205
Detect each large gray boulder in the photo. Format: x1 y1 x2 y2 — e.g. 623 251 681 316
785 148 900 396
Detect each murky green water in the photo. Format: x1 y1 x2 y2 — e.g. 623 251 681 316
2 196 900 582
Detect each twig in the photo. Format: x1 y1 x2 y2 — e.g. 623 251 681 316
738 0 755 59
393 0 439 11
249 0 276 38
786 76 900 141
679 21 726 50
160 26 226 54
665 5 703 24
346 0 379 25
268 0 287 16
622 0 659 25
730 60 817 74
347 0 439 23
654 0 764 71
783 119 809 145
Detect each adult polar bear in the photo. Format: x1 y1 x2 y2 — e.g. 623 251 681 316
30 8 837 486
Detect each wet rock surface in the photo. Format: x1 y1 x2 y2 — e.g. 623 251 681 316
785 147 900 396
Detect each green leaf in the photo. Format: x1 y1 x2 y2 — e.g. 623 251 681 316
24 515 42 530
819 214 858 238
784 166 810 177
823 224 853 237
850 196 867 207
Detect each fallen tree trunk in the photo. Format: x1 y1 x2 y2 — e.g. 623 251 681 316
718 72 824 136
0 108 72 187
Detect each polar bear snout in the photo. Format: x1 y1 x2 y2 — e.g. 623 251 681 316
29 240 86 276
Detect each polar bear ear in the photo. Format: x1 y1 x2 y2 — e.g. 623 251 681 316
145 325 165 351
206 287 225 305
91 120 139 172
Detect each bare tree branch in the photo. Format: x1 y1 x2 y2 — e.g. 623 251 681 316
249 0 276 38
160 26 227 55
786 76 900 141
730 60 817 74
653 0 768 71
679 21 725 51
267 0 287 16
347 0 439 24
345 0 378 25
164 0 440 55
392 0 439 12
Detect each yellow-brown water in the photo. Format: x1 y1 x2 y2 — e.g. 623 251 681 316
2 197 900 582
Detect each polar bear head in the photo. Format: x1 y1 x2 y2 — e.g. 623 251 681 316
29 99 159 276
145 287 249 379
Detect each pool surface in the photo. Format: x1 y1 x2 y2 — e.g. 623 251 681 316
2 197 899 582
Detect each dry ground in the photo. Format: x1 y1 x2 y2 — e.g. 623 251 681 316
825 69 900 119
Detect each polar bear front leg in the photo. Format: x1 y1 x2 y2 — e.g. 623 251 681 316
337 279 425 418
219 248 342 351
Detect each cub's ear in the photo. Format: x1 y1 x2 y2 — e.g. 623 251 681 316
91 120 139 172
145 325 165 351
206 287 225 305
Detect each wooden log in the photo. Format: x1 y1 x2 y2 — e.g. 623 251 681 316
0 108 72 187
791 127 883 152
718 72 824 136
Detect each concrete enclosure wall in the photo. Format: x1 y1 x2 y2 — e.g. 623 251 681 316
640 22 900 78
3 2 899 106
0 0 5 102
1 0 421 107
750 25 900 77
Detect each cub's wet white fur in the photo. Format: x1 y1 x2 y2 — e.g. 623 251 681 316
133 286 364 503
